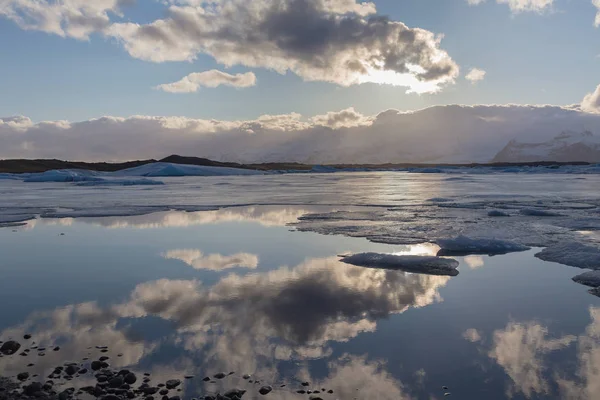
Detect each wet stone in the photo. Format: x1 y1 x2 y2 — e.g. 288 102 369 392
0 341 21 355
258 386 272 395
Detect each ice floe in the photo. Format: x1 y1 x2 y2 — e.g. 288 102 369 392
572 270 600 287
340 253 459 276
535 242 600 269
436 235 531 256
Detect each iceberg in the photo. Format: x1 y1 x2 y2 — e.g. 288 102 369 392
340 253 459 276
572 270 600 288
23 169 104 183
115 162 265 177
535 242 600 270
436 235 531 256
74 178 164 186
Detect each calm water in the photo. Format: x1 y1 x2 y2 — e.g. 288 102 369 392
0 205 599 400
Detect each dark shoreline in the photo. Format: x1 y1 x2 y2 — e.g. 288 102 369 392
0 155 592 174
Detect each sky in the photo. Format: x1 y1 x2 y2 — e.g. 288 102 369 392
1 0 600 163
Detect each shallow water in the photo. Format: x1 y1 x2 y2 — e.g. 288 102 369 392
1 205 599 400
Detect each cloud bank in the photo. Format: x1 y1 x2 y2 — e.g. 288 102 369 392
582 84 600 113
468 0 554 13
3 102 600 164
156 70 257 93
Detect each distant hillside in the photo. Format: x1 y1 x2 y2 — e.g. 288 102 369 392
0 159 155 174
493 131 600 163
0 154 592 174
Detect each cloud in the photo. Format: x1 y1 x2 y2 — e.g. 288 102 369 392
156 70 257 93
465 68 486 84
463 328 482 342
162 249 259 270
496 0 553 13
0 255 449 385
0 0 131 40
581 84 600 113
488 321 576 397
3 103 600 164
104 0 458 92
594 0 600 27
310 107 373 129
464 255 485 269
468 0 553 13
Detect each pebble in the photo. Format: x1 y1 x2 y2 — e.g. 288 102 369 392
124 372 137 385
17 372 29 381
301 382 310 387
23 334 32 340
165 379 181 389
242 374 251 380
214 372 227 379
258 386 272 395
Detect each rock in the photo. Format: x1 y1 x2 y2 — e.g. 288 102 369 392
258 386 272 395
242 374 251 380
24 334 32 340
108 376 124 388
224 389 246 398
301 382 310 387
143 387 159 395
17 372 30 381
97 375 108 383
327 390 334 394
79 368 88 374
203 377 211 382
444 393 452 397
166 379 181 389
309 397 324 400
169 397 181 400
53 346 60 351
24 382 43 396
124 372 137 384
296 390 306 394
27 363 34 367
100 396 121 400
280 384 286 387
184 375 194 379
442 386 448 390
214 372 227 379
159 389 169 395
91 361 103 371
99 356 110 361
0 341 21 355
65 365 79 376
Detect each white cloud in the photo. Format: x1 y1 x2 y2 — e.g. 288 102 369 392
467 0 486 5
496 0 553 13
488 321 576 397
103 0 458 93
594 0 600 27
162 249 259 270
463 328 482 342
156 70 257 93
0 0 130 40
582 84 600 113
465 68 486 84
3 103 600 164
464 255 485 269
310 107 373 129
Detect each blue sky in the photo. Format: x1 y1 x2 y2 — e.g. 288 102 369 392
1 0 599 123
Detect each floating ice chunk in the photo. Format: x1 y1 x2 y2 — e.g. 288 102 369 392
589 287 600 298
572 270 600 288
436 235 530 256
520 209 562 217
23 169 104 183
340 252 459 276
488 210 510 217
116 162 264 177
74 178 164 186
535 242 600 269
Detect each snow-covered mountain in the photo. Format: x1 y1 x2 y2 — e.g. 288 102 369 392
492 131 600 163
